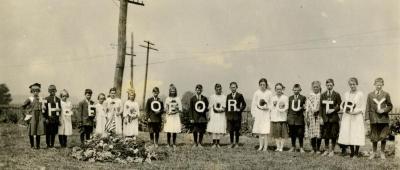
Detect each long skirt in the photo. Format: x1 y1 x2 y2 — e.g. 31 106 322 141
338 113 365 146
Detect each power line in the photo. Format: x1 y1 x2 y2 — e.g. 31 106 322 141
113 0 144 97
131 41 400 66
139 40 158 108
2 41 398 69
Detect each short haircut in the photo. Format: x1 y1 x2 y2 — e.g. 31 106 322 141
195 84 203 90
229 82 238 87
348 77 358 85
215 83 222 89
152 87 160 92
374 77 384 85
293 84 301 89
85 89 93 94
48 85 57 91
326 79 334 85
109 87 117 93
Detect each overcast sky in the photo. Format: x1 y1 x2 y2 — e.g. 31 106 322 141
1 0 399 107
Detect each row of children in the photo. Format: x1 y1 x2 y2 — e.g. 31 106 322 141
22 84 138 148
246 77 392 160
22 77 392 160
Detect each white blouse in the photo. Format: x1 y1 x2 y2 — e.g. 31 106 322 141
270 94 289 122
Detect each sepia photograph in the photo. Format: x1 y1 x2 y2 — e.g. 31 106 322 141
0 0 399 169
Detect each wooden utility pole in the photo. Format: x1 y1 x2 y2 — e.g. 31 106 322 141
139 41 158 108
113 0 144 97
126 32 136 88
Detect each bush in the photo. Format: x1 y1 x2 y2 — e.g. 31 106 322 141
389 115 400 141
0 109 19 124
180 109 192 133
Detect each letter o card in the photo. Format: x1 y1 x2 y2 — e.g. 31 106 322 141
214 103 222 110
151 101 162 113
257 99 268 110
195 101 206 113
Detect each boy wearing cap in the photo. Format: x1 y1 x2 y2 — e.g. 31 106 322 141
78 89 96 145
145 87 164 147
22 83 46 149
43 85 62 148
189 84 209 148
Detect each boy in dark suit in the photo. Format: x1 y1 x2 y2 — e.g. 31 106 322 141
225 82 246 148
287 84 307 153
145 87 164 147
78 89 96 145
366 78 393 160
189 84 209 148
43 85 61 148
320 79 342 157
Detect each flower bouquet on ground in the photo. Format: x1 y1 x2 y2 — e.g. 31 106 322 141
70 134 168 164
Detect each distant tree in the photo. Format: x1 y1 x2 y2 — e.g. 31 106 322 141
181 91 194 111
0 84 12 105
180 91 194 132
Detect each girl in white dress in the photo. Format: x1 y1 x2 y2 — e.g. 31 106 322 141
270 83 289 152
105 88 123 135
207 83 227 148
251 78 273 151
338 77 365 158
164 84 182 148
123 89 140 137
58 89 73 148
95 93 107 136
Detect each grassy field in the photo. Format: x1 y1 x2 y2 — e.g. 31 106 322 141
0 123 399 170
